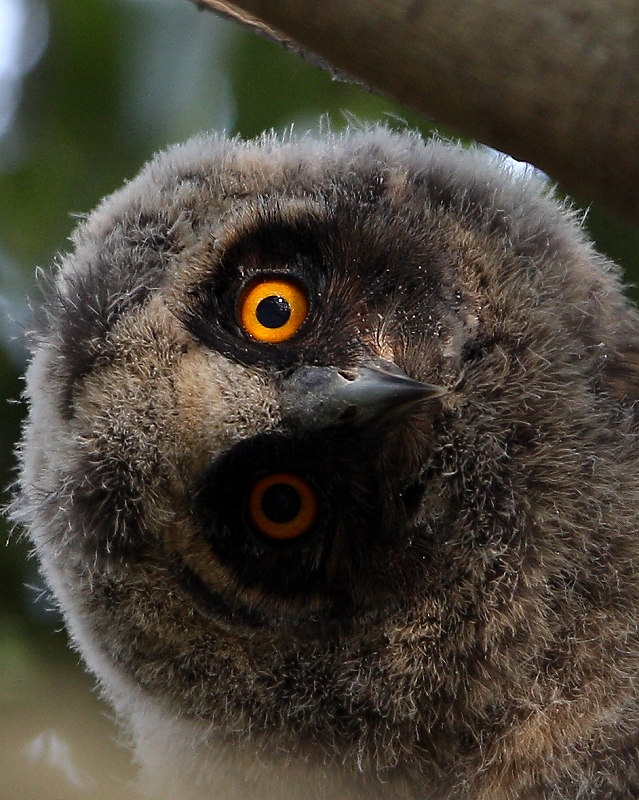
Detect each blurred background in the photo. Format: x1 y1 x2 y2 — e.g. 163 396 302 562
1 0 639 797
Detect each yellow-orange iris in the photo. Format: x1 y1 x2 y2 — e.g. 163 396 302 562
247 472 318 541
239 277 308 343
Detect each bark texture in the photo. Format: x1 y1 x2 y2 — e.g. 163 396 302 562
193 0 639 224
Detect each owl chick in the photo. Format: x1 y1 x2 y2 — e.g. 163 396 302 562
12 128 639 800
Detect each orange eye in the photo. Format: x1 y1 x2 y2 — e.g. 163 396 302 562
238 277 308 343
247 472 318 541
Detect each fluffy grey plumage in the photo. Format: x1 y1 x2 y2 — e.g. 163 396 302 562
12 128 639 800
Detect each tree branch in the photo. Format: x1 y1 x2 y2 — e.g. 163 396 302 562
192 0 639 224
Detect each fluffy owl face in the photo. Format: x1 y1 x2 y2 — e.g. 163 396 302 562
14 130 639 799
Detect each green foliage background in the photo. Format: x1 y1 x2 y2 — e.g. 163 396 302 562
1 0 639 790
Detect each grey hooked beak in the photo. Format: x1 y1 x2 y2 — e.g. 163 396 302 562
280 362 446 430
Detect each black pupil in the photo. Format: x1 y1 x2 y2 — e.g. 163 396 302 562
256 295 291 328
261 483 301 524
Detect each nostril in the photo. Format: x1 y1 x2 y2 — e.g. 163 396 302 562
337 369 358 381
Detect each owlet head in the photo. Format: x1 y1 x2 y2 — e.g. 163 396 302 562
12 128 639 800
